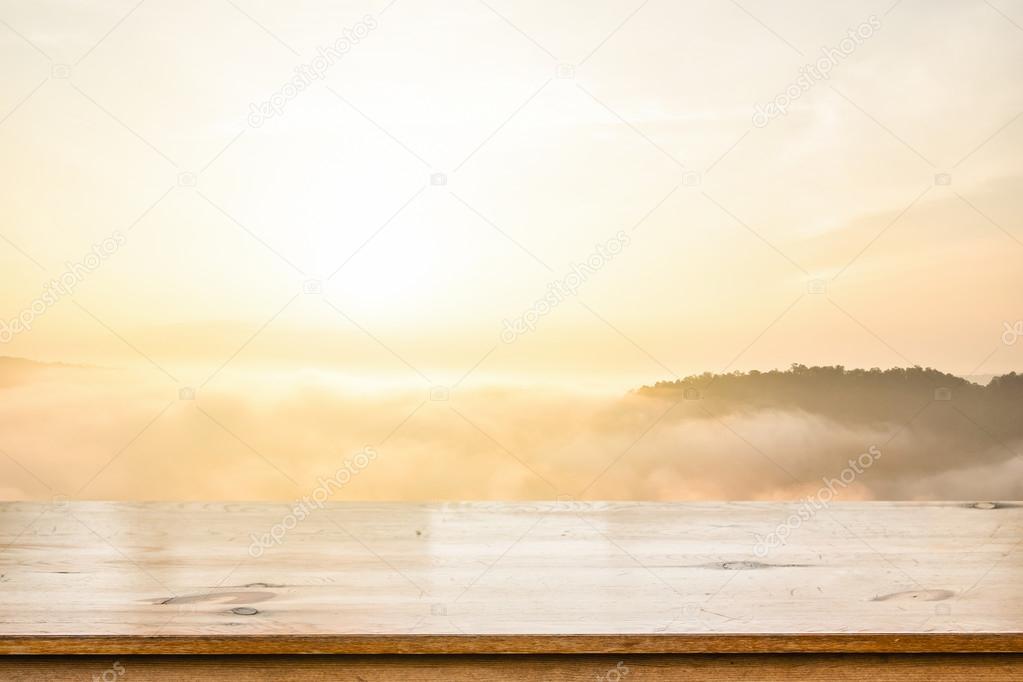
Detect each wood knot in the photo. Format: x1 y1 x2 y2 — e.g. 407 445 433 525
872 589 955 602
961 501 1021 510
154 590 275 606
720 561 769 570
694 560 806 570
231 607 259 616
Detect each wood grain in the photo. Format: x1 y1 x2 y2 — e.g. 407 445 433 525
1 655 1021 681
0 501 1020 654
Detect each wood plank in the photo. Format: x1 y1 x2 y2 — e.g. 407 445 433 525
0 502 1020 654
0 654 1021 681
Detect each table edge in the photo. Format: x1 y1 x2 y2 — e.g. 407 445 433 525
2 633 1022 655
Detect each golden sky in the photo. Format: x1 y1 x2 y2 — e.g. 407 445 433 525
2 0 1022 391
2 0 1023 503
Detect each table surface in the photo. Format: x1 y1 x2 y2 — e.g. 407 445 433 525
0 501 1020 654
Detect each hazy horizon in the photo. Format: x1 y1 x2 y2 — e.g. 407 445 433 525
3 356 1022 502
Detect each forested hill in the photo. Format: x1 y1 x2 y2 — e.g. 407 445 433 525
638 365 1023 428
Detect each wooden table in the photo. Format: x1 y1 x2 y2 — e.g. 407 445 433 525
1 501 1020 680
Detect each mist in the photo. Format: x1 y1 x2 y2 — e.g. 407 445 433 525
1 359 1020 501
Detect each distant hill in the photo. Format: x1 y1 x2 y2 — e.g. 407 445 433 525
0 356 89 388
638 364 1023 434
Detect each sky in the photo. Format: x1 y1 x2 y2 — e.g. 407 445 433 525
2 0 1022 388
0 0 1022 501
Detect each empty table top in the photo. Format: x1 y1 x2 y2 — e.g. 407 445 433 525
0 501 1020 654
